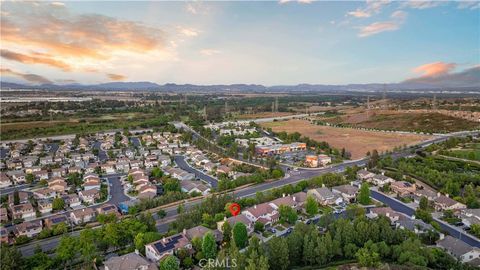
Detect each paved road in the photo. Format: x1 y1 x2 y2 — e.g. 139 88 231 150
174 155 218 188
104 174 130 206
371 190 480 248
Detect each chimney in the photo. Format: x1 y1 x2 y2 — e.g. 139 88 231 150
182 228 186 235
293 196 296 202
437 192 441 198
162 237 166 243
282 193 285 197
254 205 257 209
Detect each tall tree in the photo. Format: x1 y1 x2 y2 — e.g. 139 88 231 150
0 244 24 270
202 232 217 259
222 221 232 245
232 223 248 249
305 195 319 217
357 183 371 205
56 235 77 268
265 237 289 270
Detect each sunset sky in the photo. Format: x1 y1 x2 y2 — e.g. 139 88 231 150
1 1 479 85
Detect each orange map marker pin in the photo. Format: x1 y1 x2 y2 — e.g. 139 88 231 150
229 203 241 216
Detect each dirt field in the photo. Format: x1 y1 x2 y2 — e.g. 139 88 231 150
262 119 434 159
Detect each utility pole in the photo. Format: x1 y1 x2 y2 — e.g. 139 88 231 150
275 97 279 113
382 84 387 108
366 96 370 118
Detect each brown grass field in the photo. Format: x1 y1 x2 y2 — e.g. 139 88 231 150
262 119 434 159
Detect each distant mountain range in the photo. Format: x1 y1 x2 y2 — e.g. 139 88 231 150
1 80 478 92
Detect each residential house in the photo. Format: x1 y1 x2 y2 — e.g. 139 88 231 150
44 214 68 228
216 165 232 175
33 188 57 200
180 180 210 195
14 220 43 238
70 208 96 225
165 167 195 181
459 209 480 228
368 207 402 224
9 170 26 184
104 252 158 270
217 214 253 234
38 199 53 214
33 170 49 180
332 185 359 203
8 191 29 206
434 194 466 211
51 168 66 178
63 194 81 208
96 204 119 216
102 162 116 174
396 216 434 234
305 155 319 167
357 169 375 181
48 177 68 193
158 155 171 168
10 203 35 220
413 188 438 204
390 181 416 197
308 187 343 205
130 160 142 170
145 234 192 262
0 207 8 223
79 189 100 204
437 236 480 264
370 174 395 187
269 194 302 211
138 184 158 199
242 202 279 227
0 173 12 188
184 225 223 243
68 166 81 174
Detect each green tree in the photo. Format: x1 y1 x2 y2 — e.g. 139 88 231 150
157 209 167 219
245 250 269 270
151 167 164 178
159 255 179 270
279 205 298 224
0 244 24 270
202 232 217 259
52 197 65 211
233 222 248 249
78 228 97 268
13 190 20 205
26 173 35 184
305 195 318 217
56 235 77 267
222 221 232 245
356 245 380 267
254 221 264 232
419 196 429 211
266 237 290 270
357 183 371 205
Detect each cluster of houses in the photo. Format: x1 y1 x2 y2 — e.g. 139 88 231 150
1 203 119 244
356 169 467 211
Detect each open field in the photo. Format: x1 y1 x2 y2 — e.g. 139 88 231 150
262 119 434 159
322 110 479 133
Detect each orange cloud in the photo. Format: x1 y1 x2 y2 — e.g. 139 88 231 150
1 3 168 63
358 21 400 37
1 68 52 84
412 62 457 77
1 49 72 71
107 73 127 81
